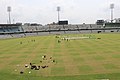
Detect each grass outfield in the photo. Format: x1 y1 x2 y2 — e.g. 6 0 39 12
0 33 120 80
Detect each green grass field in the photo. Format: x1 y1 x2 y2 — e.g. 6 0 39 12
0 33 120 80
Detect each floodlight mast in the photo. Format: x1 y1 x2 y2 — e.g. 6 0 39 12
57 6 60 23
110 4 114 23
7 6 11 24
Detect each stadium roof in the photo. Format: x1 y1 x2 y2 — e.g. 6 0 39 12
0 24 22 27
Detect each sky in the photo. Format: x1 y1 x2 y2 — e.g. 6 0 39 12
0 0 120 25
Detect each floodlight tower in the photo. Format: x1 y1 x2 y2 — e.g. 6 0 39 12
7 6 11 24
57 6 60 23
110 4 114 23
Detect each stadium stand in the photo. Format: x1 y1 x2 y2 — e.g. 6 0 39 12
0 23 120 39
0 24 23 33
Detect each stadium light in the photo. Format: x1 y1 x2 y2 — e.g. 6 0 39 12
7 6 11 24
57 6 60 23
110 4 114 23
